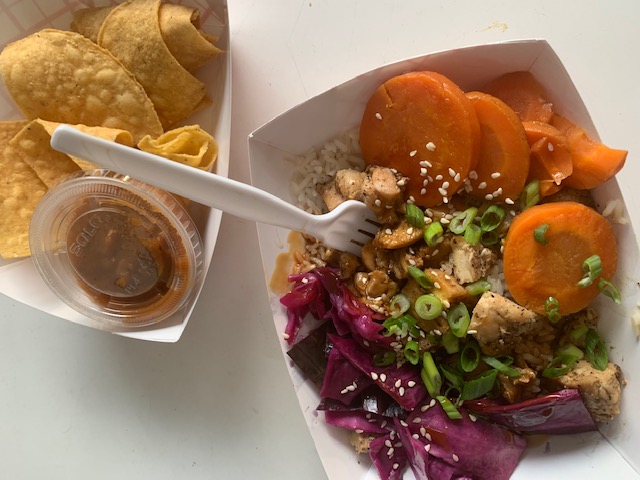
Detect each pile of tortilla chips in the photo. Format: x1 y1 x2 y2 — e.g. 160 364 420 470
0 0 222 259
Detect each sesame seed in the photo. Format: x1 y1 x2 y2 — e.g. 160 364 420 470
485 194 494 201
408 258 416 266
469 170 478 180
454 173 461 182
385 439 392 448
505 197 514 205
396 178 406 186
407 227 414 235
395 379 402 388
423 160 433 167
385 228 393 235
438 187 448 196
410 150 418 157
491 172 501 179
433 282 441 289
363 339 370 346
375 112 382 120
392 463 399 470
340 388 349 394
282 332 290 339
379 373 387 382
412 417 422 423
421 404 430 412
467 329 478 334
425 432 432 441
407 380 416 387
371 372 379 380
493 187 503 196
443 196 449 204
448 168 456 177
420 167 428 176
548 142 554 152
429 399 437 407
443 299 451 308
426 142 436 151
424 444 431 453
478 181 487 189
412 433 420 440
387 447 394 457
400 420 409 427
409 196 415 203
435 174 443 181
399 387 405 396
423 179 429 186
440 217 449 225
452 454 460 462
420 188 427 195
442 181 450 189
374 199 382 207
469 414 477 422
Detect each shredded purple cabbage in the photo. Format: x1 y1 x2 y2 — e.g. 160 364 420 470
464 388 597 434
369 432 409 480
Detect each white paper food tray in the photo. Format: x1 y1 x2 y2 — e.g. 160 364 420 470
248 39 640 479
0 0 230 342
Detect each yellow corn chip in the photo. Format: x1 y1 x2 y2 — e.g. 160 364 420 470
138 125 218 171
0 121 47 259
98 0 207 128
0 29 163 143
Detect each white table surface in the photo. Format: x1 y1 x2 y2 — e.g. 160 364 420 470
2 1 640 479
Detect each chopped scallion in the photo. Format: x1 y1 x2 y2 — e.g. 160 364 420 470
481 229 500 246
585 328 608 371
449 207 478 235
439 364 464 389
482 355 521 377
460 369 498 400
464 223 482 246
542 344 583 378
534 223 550 245
520 180 540 210
598 278 621 304
373 351 396 367
459 340 480 373
577 254 602 288
406 203 425 228
389 293 411 318
424 221 444 247
545 296 561 323
421 351 442 397
404 340 420 365
408 266 434 290
447 303 471 338
436 395 463 419
415 294 442 320
465 279 492 296
441 332 460 354
480 205 505 232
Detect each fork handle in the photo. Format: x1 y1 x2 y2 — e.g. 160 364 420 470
50 125 315 233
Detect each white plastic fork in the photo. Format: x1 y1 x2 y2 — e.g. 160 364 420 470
50 125 380 256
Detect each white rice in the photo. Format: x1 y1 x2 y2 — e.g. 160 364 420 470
288 129 364 214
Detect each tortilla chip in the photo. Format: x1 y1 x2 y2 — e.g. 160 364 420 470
97 0 207 128
38 121 135 170
10 120 81 188
0 29 163 143
138 125 218 170
72 3 222 73
0 122 47 259
159 3 223 73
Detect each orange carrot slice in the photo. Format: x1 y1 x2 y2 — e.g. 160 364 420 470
522 121 573 196
503 201 617 315
359 71 480 207
551 114 627 190
483 71 554 123
464 91 530 203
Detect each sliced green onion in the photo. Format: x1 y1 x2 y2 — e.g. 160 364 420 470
436 395 463 419
406 203 425 228
439 364 464 389
481 229 500 246
441 332 460 354
545 296 562 323
404 340 420 365
464 223 482 246
408 266 434 290
424 221 444 247
383 314 417 338
459 340 481 373
482 355 521 378
520 179 540 210
569 325 589 342
460 369 498 400
598 278 622 304
447 303 471 338
389 293 411 318
421 351 442 397
480 205 506 232
577 254 602 288
534 223 550 245
542 344 583 378
373 351 396 367
585 328 608 371
449 207 478 235
465 279 493 296
415 294 442 320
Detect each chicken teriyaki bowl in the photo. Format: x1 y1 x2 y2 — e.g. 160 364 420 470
249 40 639 480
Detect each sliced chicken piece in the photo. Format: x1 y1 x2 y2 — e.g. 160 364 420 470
469 292 540 356
550 359 623 422
448 236 496 284
373 218 423 250
335 169 366 199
